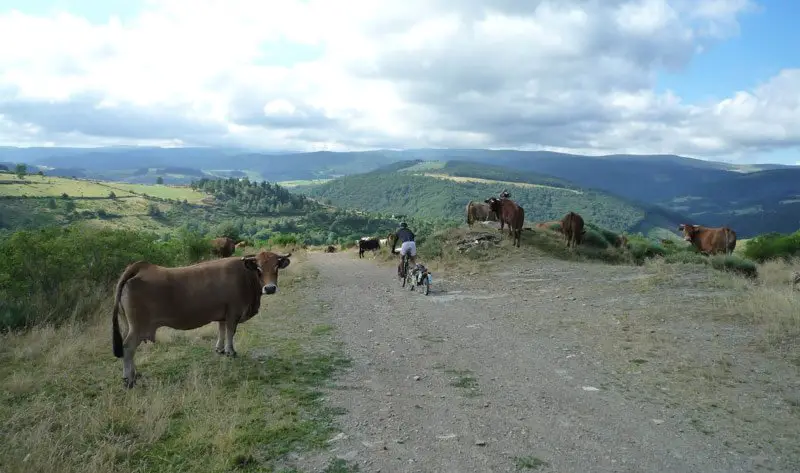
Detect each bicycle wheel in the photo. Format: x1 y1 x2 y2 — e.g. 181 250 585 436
423 273 430 295
400 255 408 288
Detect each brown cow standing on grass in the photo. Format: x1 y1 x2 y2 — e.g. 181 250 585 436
560 211 585 249
465 200 499 227
111 250 292 388
484 197 524 247
211 237 236 257
678 224 737 255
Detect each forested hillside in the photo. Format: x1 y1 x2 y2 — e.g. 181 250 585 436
660 168 800 237
304 161 685 236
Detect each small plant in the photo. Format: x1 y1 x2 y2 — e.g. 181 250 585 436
514 455 549 470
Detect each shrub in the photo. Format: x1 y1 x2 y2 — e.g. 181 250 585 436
0 226 209 331
743 231 800 263
709 254 758 279
270 233 299 247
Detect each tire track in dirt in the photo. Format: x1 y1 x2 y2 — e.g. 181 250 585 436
295 251 757 473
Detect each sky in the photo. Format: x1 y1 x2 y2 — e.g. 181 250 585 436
0 0 798 164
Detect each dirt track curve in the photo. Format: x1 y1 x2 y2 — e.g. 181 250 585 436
294 250 797 473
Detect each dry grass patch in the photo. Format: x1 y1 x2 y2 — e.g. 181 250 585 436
0 259 349 473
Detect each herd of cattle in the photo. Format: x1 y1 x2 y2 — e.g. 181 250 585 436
353 196 740 257
110 198 742 388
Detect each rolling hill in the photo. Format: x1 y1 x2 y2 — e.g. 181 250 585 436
4 146 796 237
301 160 688 238
659 168 800 237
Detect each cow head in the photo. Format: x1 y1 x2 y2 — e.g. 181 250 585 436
241 251 292 295
484 197 502 215
677 224 698 242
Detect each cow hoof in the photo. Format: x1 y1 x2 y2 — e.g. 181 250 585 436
123 377 135 389
224 350 237 358
215 347 224 354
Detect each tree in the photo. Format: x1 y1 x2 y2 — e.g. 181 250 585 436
108 191 117 199
156 176 164 185
15 163 26 179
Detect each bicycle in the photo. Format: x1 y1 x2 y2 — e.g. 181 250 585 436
399 252 410 288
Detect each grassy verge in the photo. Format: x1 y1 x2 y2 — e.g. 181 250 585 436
0 251 351 473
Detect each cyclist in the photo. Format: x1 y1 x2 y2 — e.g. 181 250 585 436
391 222 416 277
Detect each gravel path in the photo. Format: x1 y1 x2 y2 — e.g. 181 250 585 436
295 250 793 473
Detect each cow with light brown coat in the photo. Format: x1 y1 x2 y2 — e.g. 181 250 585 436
111 250 291 388
465 200 499 227
678 224 737 255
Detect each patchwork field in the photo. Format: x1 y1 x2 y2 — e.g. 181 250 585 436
421 173 583 194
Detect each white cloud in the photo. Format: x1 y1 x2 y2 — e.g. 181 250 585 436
0 0 797 160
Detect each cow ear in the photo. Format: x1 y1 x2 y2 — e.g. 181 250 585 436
278 257 291 269
241 257 259 271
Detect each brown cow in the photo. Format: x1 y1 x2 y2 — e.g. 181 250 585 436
325 245 336 253
678 224 737 255
484 197 524 247
211 237 235 257
111 251 291 388
560 212 585 249
466 200 499 227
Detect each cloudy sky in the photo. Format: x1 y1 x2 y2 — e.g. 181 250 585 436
0 0 798 163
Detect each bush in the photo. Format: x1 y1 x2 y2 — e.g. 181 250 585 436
270 233 299 247
0 226 210 331
709 254 758 279
211 221 241 242
743 231 800 263
626 235 666 263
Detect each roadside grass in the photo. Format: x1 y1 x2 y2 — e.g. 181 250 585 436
587 256 800 461
0 253 351 473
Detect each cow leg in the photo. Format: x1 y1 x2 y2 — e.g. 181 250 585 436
122 330 141 389
223 319 238 357
215 321 226 354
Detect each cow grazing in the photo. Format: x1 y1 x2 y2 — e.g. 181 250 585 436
211 237 236 258
484 197 524 247
560 212 585 249
358 238 380 258
111 251 292 388
678 224 737 255
466 200 499 227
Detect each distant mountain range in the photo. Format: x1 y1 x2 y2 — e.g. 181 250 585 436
2 146 797 237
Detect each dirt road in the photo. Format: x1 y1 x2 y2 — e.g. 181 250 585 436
295 250 799 473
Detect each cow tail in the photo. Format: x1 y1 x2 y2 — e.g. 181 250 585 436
112 261 144 358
